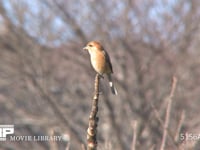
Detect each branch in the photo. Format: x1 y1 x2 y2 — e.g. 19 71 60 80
87 74 100 150
160 76 177 150
174 110 185 142
131 120 138 150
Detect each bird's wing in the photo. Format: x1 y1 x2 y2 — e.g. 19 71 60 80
103 50 113 73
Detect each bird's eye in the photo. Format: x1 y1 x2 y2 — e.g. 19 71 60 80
88 44 92 47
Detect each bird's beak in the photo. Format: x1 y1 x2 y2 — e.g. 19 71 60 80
83 46 88 51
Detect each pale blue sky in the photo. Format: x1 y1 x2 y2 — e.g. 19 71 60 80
2 0 191 46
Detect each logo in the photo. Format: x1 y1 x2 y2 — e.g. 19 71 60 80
0 125 14 141
0 125 64 142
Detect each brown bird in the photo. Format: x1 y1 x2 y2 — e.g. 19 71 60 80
83 41 118 95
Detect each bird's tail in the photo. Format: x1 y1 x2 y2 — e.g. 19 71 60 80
107 74 118 95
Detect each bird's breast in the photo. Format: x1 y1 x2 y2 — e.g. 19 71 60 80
89 50 107 74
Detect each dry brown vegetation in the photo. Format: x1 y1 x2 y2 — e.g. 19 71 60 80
0 0 200 150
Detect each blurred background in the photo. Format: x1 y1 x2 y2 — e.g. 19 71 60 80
0 0 200 149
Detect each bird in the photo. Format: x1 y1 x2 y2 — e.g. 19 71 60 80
83 41 118 95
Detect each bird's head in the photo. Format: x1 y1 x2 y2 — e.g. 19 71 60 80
83 41 104 53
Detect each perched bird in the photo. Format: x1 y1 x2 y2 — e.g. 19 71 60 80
83 41 118 95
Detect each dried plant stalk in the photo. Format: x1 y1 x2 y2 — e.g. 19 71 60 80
87 74 100 150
